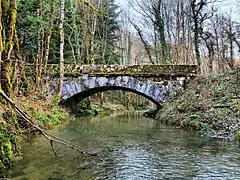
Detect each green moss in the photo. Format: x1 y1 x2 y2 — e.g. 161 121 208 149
188 114 201 129
87 64 197 77
238 100 240 112
0 96 69 175
189 114 201 123
27 64 197 78
1 0 18 99
235 131 240 141
0 114 20 174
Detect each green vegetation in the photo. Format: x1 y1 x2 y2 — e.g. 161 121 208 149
87 64 197 77
0 114 20 174
235 131 240 141
17 0 121 65
156 70 240 139
0 95 69 175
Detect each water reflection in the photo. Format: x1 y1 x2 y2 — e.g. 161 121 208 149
8 111 240 180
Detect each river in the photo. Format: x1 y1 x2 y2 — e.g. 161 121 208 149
8 111 240 179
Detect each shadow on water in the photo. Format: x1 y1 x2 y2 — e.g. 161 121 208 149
8 111 240 180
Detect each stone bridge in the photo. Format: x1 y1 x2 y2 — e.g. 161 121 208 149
47 64 197 109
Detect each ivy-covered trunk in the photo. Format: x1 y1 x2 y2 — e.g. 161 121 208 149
0 0 3 73
1 0 17 98
193 19 201 73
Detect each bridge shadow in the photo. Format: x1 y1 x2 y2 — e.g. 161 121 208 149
59 86 162 109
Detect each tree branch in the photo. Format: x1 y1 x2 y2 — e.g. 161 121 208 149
0 89 94 157
129 20 155 64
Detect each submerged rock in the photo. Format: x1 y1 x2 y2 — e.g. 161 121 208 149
87 149 103 156
143 110 159 118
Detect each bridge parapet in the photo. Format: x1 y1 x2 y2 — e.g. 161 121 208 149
25 64 197 78
82 64 197 78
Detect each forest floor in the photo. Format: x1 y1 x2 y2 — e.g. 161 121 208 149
156 69 240 140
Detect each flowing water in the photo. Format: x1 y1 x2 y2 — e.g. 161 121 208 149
8 111 240 179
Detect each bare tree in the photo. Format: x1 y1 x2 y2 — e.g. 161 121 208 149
222 14 236 69
189 0 215 72
130 0 170 64
130 20 154 64
201 31 214 72
130 0 199 65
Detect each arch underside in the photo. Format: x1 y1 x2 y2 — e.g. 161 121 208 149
59 86 162 109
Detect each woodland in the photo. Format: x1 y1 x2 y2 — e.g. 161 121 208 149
0 0 240 98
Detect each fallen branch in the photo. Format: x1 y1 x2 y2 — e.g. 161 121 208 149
0 90 89 156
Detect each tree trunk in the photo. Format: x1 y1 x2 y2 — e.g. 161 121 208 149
58 0 65 97
1 0 17 98
39 30 45 86
68 35 76 65
11 30 20 93
229 34 234 69
154 26 158 64
209 43 214 72
155 0 168 63
213 22 220 72
127 32 132 65
89 0 101 64
131 21 154 64
0 0 3 88
35 44 41 88
193 19 201 72
35 0 42 88
44 0 55 76
101 23 107 64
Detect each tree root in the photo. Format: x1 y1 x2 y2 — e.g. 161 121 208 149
0 90 90 157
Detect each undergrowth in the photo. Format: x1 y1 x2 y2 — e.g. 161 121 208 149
156 69 240 140
0 94 69 176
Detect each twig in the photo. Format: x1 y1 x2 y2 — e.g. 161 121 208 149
20 127 35 133
40 131 58 158
0 90 89 156
50 139 58 158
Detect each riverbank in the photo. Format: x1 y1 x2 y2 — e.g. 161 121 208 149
156 69 240 140
0 94 69 176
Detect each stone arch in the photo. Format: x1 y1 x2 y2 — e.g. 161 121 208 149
59 86 162 109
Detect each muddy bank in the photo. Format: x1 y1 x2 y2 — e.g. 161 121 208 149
156 70 240 140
